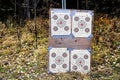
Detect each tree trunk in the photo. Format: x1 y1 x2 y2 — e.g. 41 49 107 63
26 0 30 19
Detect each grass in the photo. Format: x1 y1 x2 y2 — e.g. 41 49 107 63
0 16 120 80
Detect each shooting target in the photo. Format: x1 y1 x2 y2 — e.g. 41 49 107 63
49 48 69 73
76 57 85 67
49 9 93 74
50 9 71 36
70 49 91 73
72 11 93 37
78 20 87 29
55 56 64 65
57 18 66 28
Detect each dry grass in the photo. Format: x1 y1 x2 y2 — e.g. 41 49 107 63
0 16 120 80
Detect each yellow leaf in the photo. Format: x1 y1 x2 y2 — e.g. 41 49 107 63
99 36 103 42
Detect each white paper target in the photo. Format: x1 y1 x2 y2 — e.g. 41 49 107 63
70 49 91 73
51 9 71 36
72 12 93 37
49 48 69 73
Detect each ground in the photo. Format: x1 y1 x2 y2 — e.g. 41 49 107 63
0 16 120 80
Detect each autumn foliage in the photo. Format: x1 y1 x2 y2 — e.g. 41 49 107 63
0 15 120 79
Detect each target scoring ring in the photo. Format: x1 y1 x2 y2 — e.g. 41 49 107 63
51 64 56 69
85 17 90 22
83 65 88 70
62 52 67 57
55 56 64 65
57 18 66 28
85 28 90 33
84 54 89 59
78 20 87 29
62 64 67 68
64 26 69 31
53 26 58 31
64 15 69 20
72 65 78 70
53 15 58 20
73 54 78 59
51 53 56 57
74 28 79 32
74 17 79 21
76 58 85 67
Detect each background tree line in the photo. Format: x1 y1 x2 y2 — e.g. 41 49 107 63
0 0 120 23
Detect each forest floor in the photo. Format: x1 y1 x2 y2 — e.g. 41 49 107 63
0 16 120 80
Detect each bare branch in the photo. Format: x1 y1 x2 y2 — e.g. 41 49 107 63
10 0 23 7
37 0 40 6
10 0 15 5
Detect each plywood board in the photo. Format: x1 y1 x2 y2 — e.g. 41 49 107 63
49 37 91 49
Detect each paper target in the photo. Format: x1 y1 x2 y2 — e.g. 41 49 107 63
70 49 91 73
56 18 66 28
49 48 69 73
78 20 87 29
72 12 93 37
51 9 71 36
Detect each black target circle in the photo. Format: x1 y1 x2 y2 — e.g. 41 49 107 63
85 17 90 22
62 64 67 68
83 65 88 70
51 64 56 69
64 26 69 31
51 53 56 57
85 28 90 33
74 28 79 32
74 17 79 21
84 54 88 59
62 52 67 57
73 54 78 59
64 15 69 20
72 65 78 70
53 15 58 20
53 26 58 31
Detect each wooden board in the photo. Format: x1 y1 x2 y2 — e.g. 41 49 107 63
48 8 94 74
49 37 91 49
